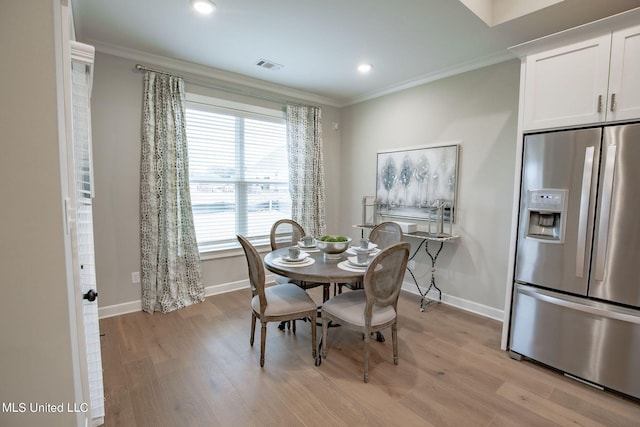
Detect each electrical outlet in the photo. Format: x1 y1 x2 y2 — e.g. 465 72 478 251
131 271 140 284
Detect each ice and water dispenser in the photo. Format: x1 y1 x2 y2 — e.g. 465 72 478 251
524 189 568 243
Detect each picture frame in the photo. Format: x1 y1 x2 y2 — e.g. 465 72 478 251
376 144 459 222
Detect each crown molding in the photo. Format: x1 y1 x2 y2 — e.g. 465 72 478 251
509 6 640 58
344 49 516 106
86 39 344 108
88 39 519 109
70 40 94 65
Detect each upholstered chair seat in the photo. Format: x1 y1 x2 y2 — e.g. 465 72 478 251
251 284 317 317
321 290 396 327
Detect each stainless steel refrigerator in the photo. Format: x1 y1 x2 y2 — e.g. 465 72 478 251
509 123 640 400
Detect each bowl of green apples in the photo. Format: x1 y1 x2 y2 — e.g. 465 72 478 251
315 235 352 259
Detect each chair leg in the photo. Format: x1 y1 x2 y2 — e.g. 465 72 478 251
363 328 370 383
311 312 317 359
250 313 256 346
321 315 329 359
260 321 267 367
392 323 398 365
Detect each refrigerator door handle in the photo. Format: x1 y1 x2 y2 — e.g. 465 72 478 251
576 146 595 277
517 285 640 324
595 144 617 281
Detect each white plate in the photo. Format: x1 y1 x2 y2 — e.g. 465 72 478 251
353 242 378 251
346 247 380 256
337 261 366 272
281 252 309 263
348 256 370 267
297 241 316 249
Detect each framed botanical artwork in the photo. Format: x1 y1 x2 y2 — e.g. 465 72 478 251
376 144 459 222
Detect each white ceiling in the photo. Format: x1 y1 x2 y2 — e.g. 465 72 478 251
71 0 640 106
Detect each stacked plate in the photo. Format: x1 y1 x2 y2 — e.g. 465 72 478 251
297 240 316 249
347 256 370 268
280 251 310 263
346 242 380 257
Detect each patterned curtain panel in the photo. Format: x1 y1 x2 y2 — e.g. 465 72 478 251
286 104 327 237
140 72 204 313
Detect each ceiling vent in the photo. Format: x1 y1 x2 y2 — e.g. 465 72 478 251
256 59 283 71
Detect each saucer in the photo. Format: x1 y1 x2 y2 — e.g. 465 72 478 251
353 242 378 251
348 256 370 267
346 247 380 256
297 240 316 249
281 252 309 263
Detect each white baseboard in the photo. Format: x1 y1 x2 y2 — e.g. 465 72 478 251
99 275 502 321
98 277 258 319
204 277 252 297
401 281 504 322
98 300 142 319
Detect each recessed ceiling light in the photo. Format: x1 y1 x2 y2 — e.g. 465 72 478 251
358 63 373 73
191 0 216 15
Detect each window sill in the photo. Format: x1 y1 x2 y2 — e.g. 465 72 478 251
199 239 272 261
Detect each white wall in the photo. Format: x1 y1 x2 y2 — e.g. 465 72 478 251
339 60 520 313
90 52 342 310
0 1 77 426
90 52 519 316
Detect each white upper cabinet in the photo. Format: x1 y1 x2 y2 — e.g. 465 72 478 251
608 25 640 122
523 35 611 130
522 24 640 131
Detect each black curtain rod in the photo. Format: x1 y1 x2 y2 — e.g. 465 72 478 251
133 63 320 110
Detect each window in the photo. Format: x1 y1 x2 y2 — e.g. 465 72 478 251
185 95 291 252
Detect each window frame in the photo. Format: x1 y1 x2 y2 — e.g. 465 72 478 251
185 93 291 256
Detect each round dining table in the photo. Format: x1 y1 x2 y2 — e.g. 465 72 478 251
264 245 389 347
263 247 365 302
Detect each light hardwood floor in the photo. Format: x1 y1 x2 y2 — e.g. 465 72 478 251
100 288 640 426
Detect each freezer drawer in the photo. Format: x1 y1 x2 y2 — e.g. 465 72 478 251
510 284 640 399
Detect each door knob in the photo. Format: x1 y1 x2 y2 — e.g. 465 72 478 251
83 289 98 302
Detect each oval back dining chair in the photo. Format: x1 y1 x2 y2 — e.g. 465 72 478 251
270 219 305 251
270 219 325 291
320 242 410 382
339 221 404 295
369 221 403 249
270 219 325 331
270 218 306 288
237 235 317 367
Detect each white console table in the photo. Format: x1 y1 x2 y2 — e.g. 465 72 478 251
354 225 460 311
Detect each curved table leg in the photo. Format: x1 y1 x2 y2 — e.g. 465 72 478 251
421 241 444 311
406 240 444 311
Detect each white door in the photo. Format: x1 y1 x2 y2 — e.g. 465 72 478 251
607 25 640 122
68 41 105 426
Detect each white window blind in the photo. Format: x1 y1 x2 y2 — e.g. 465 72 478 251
72 62 93 201
71 59 105 422
185 97 291 251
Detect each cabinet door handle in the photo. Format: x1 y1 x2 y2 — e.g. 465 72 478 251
610 93 616 112
597 95 603 113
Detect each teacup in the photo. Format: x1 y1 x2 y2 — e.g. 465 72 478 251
302 235 314 247
288 246 300 259
359 238 369 249
356 251 369 264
